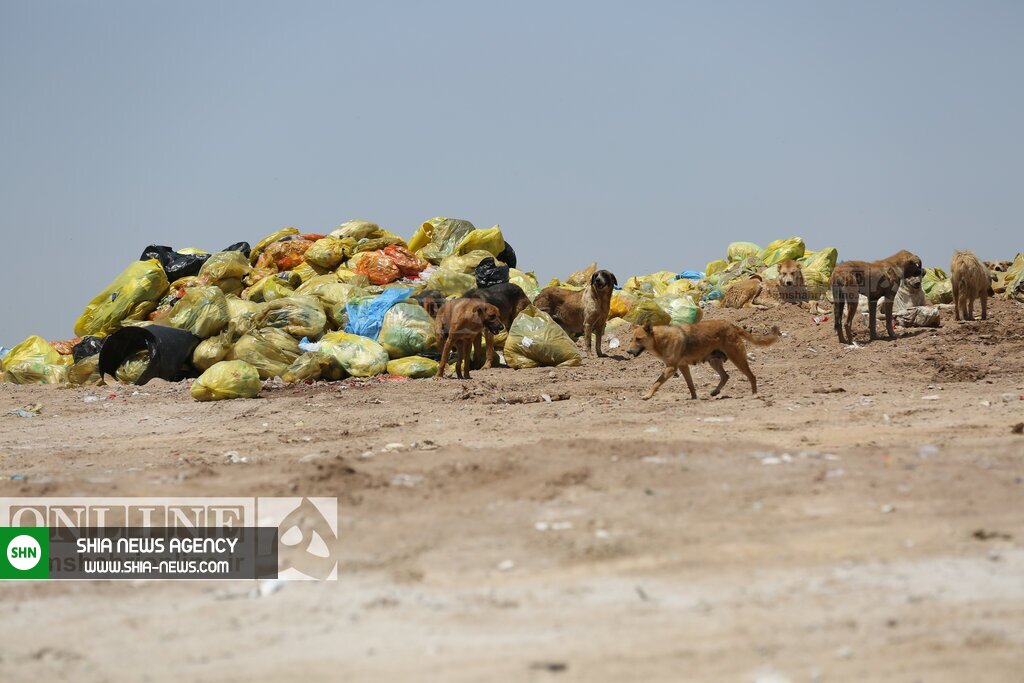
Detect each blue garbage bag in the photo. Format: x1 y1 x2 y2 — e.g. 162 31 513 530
344 288 412 339
677 270 704 280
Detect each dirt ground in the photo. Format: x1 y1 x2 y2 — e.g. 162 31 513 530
1 299 1023 682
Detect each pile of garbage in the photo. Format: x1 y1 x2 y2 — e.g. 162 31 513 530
2 221 1020 401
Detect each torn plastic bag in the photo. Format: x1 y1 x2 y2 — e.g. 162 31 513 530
72 336 104 363
253 296 327 339
320 331 389 377
378 302 436 358
0 336 68 385
98 325 200 384
229 327 301 379
281 351 345 383
140 245 210 279
475 256 510 288
504 306 582 369
409 217 477 263
344 288 412 338
163 286 229 338
75 259 169 337
386 356 438 378
191 360 262 401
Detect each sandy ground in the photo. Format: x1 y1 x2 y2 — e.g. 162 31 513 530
1 299 1023 682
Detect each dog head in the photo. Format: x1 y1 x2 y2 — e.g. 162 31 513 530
627 322 656 357
415 289 447 318
776 260 804 288
902 275 923 291
474 302 505 334
590 269 618 292
900 252 923 278
985 260 1012 273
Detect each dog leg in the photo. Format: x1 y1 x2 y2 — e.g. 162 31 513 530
868 297 879 339
883 297 895 338
708 355 729 397
470 333 485 370
724 346 758 395
844 298 857 344
679 365 698 399
483 329 495 369
952 279 961 321
583 322 593 355
642 365 676 400
434 334 453 379
595 322 606 358
833 298 846 344
981 292 988 320
457 340 470 380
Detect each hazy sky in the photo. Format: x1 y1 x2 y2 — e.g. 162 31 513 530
2 1 1021 343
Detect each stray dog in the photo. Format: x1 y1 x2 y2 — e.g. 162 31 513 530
761 260 809 305
534 269 618 356
984 260 1012 273
463 282 531 333
830 250 922 344
413 289 447 318
627 320 781 400
951 250 992 321
720 276 763 308
433 299 504 379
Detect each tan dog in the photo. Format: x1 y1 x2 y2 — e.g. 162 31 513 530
627 320 780 400
720 276 763 308
534 269 618 356
830 250 923 344
761 260 809 305
983 260 1012 273
951 250 991 321
433 299 504 379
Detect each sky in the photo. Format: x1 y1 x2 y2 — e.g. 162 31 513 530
1 1 1021 343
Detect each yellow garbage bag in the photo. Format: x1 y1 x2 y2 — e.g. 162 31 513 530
705 259 729 281
623 299 671 327
654 293 702 324
75 260 169 337
409 217 476 263
304 237 348 269
504 306 582 369
609 293 634 319
625 271 677 296
229 327 301 379
198 251 252 288
281 352 345 383
320 332 389 377
191 325 235 371
378 302 436 359
727 241 761 262
799 247 839 292
67 354 104 386
509 269 540 298
566 263 597 287
1 335 68 384
923 267 953 304
454 226 504 257
440 249 499 274
242 274 296 302
663 278 697 296
250 227 300 264
426 269 476 297
115 349 150 384
191 360 262 401
165 286 229 338
386 356 438 378
758 237 806 267
1004 253 1024 300
253 296 327 339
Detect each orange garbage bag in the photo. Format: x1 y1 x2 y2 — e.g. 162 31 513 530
354 250 401 285
263 239 313 271
383 245 429 277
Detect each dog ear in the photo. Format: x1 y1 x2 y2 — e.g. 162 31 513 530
590 272 600 287
642 321 653 333
610 272 618 287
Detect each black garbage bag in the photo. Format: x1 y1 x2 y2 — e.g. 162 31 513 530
498 240 517 269
140 245 210 280
98 325 200 385
475 256 510 289
71 336 105 363
223 241 252 258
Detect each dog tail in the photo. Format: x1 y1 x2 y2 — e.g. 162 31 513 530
739 325 781 346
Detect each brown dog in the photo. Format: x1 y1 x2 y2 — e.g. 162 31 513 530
534 269 618 356
762 260 809 305
720 276 763 308
627 320 780 400
433 299 504 379
951 250 991 321
830 250 923 344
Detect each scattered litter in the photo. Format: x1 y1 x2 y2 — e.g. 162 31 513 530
497 559 515 572
917 444 939 458
390 473 423 487
699 416 735 423
83 395 101 403
381 442 405 452
252 579 285 598
594 529 610 539
980 400 991 407
880 504 895 514
411 440 439 450
921 395 940 401
643 426 660 433
224 451 249 464
608 338 620 349
10 474 26 481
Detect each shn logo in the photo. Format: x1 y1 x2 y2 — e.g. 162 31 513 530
0 527 49 580
257 498 338 580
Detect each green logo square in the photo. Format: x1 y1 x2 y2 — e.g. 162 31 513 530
0 527 50 580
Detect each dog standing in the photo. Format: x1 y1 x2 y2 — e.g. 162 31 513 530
951 250 992 321
830 250 922 344
534 269 617 356
627 320 780 400
433 299 504 379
